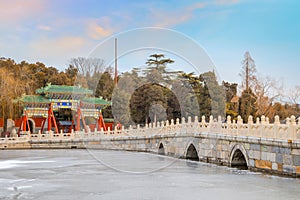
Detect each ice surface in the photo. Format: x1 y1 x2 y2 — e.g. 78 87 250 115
0 149 299 200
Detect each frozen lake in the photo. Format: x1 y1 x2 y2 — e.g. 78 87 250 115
0 149 299 200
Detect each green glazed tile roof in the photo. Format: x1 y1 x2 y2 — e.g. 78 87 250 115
82 97 112 106
16 95 111 106
16 95 50 104
36 84 93 95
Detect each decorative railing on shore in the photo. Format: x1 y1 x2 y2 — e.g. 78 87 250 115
1 115 300 144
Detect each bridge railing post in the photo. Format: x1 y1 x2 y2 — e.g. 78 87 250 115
4 134 8 144
296 118 300 141
273 115 280 139
246 115 253 137
236 116 243 136
166 120 170 134
99 127 104 137
49 130 53 140
180 117 185 135
59 130 63 140
37 130 42 140
193 116 199 133
159 121 165 135
255 117 262 138
284 117 291 140
187 116 192 134
217 115 222 133
114 126 118 135
148 123 152 135
170 119 175 133
120 125 125 136
208 115 213 132
201 116 206 132
291 115 297 141
223 115 231 135
70 129 74 140
186 116 192 134
261 115 267 139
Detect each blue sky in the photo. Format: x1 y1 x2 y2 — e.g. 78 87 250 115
0 0 299 89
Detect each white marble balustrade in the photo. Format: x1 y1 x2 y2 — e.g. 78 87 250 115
1 115 299 144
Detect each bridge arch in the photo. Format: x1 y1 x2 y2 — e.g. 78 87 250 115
158 142 165 155
185 142 199 161
229 144 249 169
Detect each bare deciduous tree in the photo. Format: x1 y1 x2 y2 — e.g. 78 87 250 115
254 76 283 116
0 67 25 135
287 85 300 105
69 57 105 76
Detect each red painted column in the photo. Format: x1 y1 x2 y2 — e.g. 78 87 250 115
40 118 46 133
48 104 52 132
50 108 59 134
97 116 101 131
23 115 27 131
97 111 107 131
76 103 81 131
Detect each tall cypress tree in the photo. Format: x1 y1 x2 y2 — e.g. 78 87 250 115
239 88 257 122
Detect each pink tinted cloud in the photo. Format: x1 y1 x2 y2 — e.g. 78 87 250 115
28 35 90 67
0 0 48 24
31 36 86 56
86 17 114 40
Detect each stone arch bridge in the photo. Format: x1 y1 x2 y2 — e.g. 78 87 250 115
1 115 300 177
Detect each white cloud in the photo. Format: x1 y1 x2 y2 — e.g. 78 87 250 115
187 2 209 11
214 0 240 5
149 0 239 28
149 3 204 28
150 9 193 28
37 25 52 31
